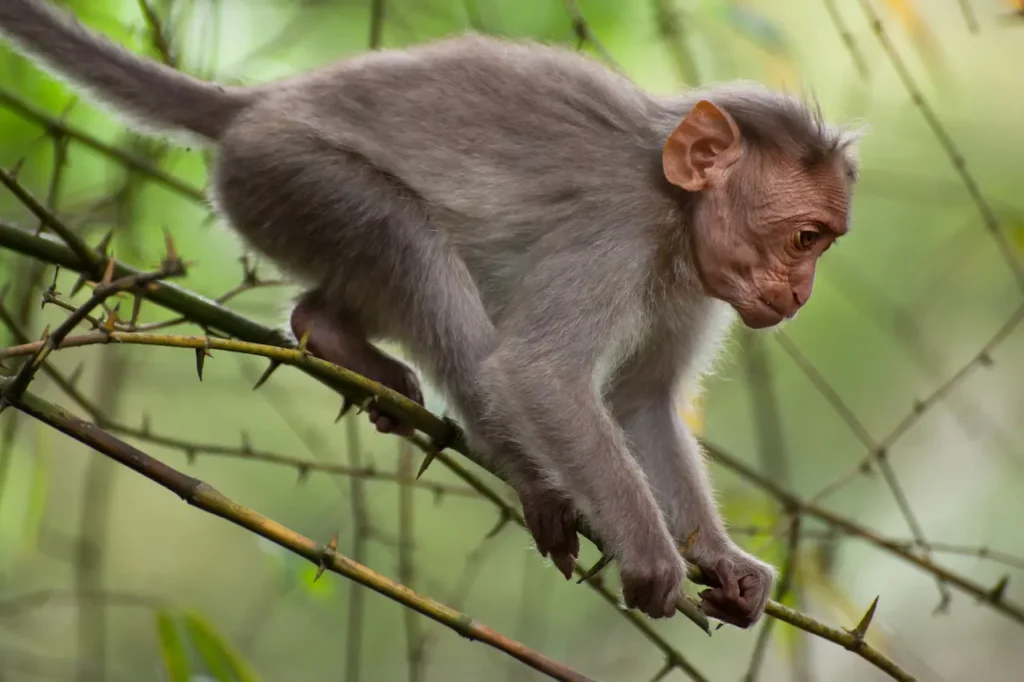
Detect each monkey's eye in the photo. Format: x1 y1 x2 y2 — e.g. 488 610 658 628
795 230 819 250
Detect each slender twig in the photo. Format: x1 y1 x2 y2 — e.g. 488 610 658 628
740 331 811 681
822 0 870 79
805 302 1024 504
369 0 386 49
344 416 368 682
703 441 1024 629
856 0 1024 291
774 331 951 608
745 517 802 682
651 0 701 85
559 0 620 70
398 443 427 682
1 379 599 682
0 88 204 203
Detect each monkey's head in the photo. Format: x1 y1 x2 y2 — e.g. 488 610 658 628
663 98 857 329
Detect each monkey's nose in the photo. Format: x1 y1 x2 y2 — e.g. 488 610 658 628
791 280 812 308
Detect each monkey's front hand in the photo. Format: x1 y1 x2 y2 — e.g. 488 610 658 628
619 535 688 619
519 485 580 581
693 547 775 628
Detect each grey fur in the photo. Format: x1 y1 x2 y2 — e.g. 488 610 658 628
0 1 857 621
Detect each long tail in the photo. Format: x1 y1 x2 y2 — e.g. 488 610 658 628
0 0 256 140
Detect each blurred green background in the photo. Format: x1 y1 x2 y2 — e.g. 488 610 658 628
1 0 1023 680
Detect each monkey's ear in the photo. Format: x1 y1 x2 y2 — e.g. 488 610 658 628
662 100 742 192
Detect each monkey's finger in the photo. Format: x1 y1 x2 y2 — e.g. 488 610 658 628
715 558 741 601
699 589 754 629
551 551 575 580
656 581 678 619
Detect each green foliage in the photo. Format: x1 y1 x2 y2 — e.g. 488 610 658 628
155 609 261 682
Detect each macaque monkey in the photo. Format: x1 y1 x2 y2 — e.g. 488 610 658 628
0 0 860 625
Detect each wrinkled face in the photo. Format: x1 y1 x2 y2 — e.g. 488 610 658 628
693 157 850 328
662 99 854 329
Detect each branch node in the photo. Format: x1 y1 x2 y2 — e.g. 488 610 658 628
314 530 340 582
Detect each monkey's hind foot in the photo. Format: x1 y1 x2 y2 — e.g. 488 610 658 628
290 301 424 436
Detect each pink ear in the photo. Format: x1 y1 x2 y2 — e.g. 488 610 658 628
663 100 742 191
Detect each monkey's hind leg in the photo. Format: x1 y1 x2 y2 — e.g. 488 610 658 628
290 290 424 436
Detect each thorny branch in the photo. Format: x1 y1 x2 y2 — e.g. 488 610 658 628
0 248 913 679
0 378 596 682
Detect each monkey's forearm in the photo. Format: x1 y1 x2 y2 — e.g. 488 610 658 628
481 354 674 559
618 399 733 560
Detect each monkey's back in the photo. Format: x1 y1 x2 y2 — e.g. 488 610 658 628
219 34 677 317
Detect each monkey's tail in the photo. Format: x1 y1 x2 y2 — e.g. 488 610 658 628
0 0 255 141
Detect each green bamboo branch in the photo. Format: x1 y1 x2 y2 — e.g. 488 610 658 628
0 221 917 680
0 377 597 682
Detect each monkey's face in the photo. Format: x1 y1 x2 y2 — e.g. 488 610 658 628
693 155 852 329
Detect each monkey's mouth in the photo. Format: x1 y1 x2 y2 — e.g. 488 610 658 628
737 299 786 329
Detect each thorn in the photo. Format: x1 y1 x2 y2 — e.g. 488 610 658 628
251 359 281 390
0 281 10 304
297 328 311 351
576 553 613 584
0 396 10 416
162 227 179 264
68 362 84 387
484 510 511 539
130 294 143 326
95 228 114 256
100 255 116 287
296 464 310 484
847 596 879 642
70 272 90 298
194 340 212 381
46 266 61 297
933 590 952 615
415 448 437 480
334 397 354 423
102 303 120 333
978 352 993 367
240 431 252 454
432 489 444 506
990 575 1010 603
314 530 339 582
356 396 374 415
873 446 887 461
185 448 196 465
142 412 151 435
9 157 26 179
